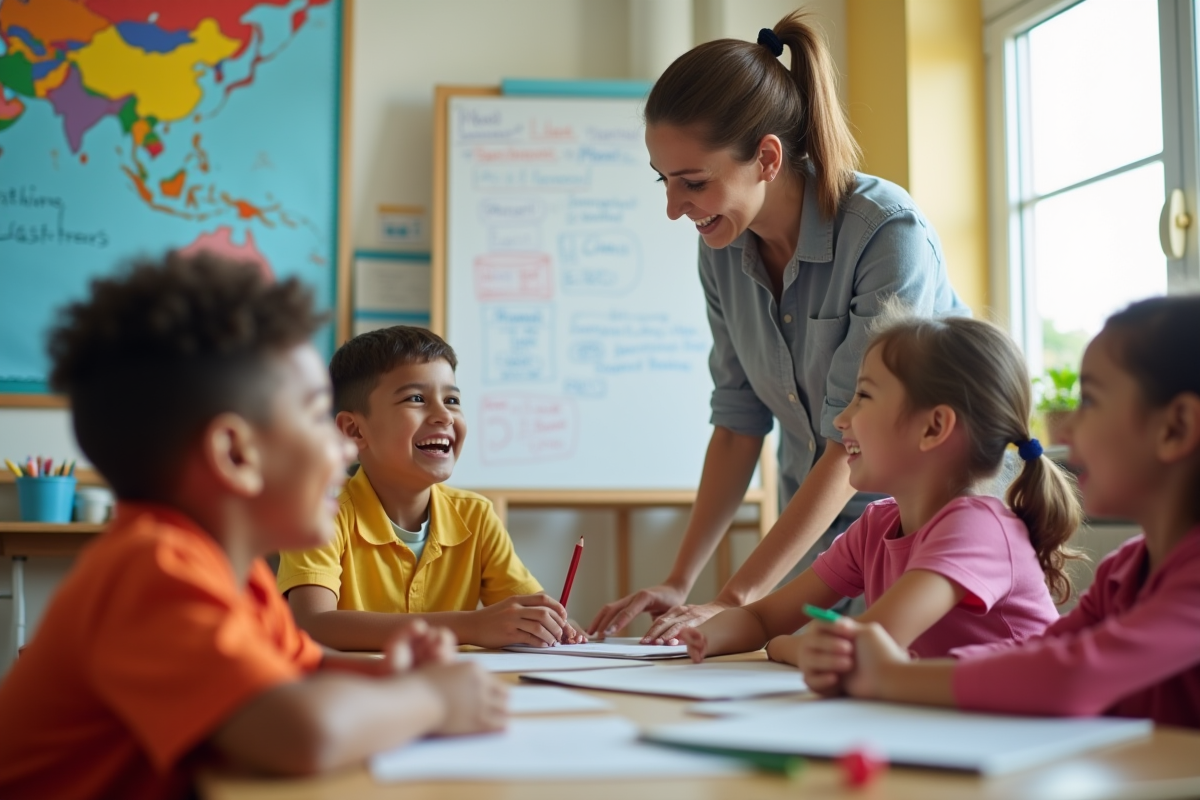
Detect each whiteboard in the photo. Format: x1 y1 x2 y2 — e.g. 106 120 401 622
442 94 713 490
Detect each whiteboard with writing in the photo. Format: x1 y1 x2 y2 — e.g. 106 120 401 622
444 95 714 490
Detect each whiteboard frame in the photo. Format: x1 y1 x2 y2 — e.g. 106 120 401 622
431 85 778 541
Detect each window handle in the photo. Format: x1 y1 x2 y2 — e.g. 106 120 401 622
1160 188 1191 260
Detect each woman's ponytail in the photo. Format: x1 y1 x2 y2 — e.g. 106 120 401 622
645 9 860 220
1006 449 1085 604
773 12 860 219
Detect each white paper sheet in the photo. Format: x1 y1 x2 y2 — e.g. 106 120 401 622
370 717 751 782
647 699 1153 775
505 637 688 660
507 686 612 715
458 651 651 673
521 661 808 700
688 697 808 717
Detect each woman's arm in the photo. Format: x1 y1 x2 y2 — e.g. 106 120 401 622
642 442 856 641
586 425 762 636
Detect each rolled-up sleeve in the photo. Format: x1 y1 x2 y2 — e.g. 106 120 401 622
700 243 774 438
820 209 965 440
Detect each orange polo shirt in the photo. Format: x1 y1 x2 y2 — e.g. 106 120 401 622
277 470 541 612
0 503 323 800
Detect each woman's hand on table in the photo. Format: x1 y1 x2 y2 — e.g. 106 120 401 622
640 601 732 644
587 582 688 638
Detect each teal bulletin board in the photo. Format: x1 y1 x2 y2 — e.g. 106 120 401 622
0 0 347 403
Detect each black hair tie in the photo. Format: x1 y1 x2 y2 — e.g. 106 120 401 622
758 27 783 57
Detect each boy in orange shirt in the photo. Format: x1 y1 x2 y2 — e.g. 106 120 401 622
278 326 584 650
0 255 506 800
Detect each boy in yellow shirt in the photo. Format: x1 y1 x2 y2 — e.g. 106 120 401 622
278 326 583 649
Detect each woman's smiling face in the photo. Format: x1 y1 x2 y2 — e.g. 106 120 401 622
645 123 772 250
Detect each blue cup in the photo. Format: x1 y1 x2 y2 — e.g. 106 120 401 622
16 476 77 523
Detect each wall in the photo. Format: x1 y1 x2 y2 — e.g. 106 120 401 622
0 0 848 670
846 0 990 316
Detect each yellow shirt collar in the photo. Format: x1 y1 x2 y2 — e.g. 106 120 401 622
345 468 473 548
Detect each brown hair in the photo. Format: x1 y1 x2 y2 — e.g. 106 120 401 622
644 9 860 219
869 314 1084 604
330 325 457 415
48 252 326 500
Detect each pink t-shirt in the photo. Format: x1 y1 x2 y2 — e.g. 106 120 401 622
953 526 1200 728
812 496 1059 658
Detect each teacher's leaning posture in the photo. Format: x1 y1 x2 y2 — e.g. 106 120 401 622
588 11 967 643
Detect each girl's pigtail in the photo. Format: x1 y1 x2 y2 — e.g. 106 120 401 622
1006 448 1086 604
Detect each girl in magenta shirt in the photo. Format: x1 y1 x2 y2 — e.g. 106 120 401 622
806 296 1200 728
681 312 1081 671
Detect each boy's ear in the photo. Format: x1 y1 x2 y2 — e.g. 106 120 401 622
336 410 369 453
916 404 958 453
1156 392 1200 464
202 413 264 497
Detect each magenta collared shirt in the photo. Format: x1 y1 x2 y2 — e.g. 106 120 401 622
953 526 1200 728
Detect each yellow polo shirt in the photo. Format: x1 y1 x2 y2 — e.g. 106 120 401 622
276 469 542 612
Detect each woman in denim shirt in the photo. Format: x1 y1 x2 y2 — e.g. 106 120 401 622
588 10 967 642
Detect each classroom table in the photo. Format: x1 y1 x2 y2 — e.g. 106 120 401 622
198 651 1200 800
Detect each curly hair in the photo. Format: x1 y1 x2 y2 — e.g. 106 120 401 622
330 325 457 415
48 252 326 500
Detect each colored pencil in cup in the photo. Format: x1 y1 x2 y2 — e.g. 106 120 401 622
559 536 584 607
4 459 23 477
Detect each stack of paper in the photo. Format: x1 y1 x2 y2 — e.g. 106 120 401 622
646 699 1153 774
521 660 808 700
458 651 650 673
370 717 751 782
504 637 688 660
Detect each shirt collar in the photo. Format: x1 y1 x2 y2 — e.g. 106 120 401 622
347 469 471 547
736 159 834 279
1104 523 1200 596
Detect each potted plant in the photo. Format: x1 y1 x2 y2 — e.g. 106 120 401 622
1035 367 1079 445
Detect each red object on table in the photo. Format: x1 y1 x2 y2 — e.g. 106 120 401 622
559 536 584 607
838 747 887 787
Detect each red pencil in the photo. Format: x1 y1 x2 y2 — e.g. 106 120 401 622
559 536 584 607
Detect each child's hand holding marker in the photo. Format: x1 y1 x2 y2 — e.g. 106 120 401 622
798 604 913 697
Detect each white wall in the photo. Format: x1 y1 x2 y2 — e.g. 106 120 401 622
0 0 848 669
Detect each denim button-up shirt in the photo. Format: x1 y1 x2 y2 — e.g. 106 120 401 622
701 168 968 501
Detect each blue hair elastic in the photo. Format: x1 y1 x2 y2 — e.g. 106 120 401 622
758 28 784 57
1016 438 1044 462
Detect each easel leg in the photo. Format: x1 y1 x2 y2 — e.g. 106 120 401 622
12 556 26 660
615 508 631 624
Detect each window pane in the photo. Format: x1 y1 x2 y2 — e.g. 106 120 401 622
1032 161 1167 371
1026 0 1162 195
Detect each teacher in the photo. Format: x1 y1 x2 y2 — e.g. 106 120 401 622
588 11 967 642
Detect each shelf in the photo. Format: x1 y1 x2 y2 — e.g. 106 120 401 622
0 522 106 533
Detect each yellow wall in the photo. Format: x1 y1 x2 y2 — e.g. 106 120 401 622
846 0 989 315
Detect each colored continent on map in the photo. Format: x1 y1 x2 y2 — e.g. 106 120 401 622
0 0 332 223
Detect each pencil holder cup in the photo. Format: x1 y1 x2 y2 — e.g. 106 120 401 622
16 476 77 523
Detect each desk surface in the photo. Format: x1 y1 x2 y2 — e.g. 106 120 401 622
198 653 1200 800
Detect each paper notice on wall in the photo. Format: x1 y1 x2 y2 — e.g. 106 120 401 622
354 256 431 313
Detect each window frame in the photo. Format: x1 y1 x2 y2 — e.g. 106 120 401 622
984 0 1200 363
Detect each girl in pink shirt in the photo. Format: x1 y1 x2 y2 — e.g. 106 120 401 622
806 296 1200 728
681 313 1081 674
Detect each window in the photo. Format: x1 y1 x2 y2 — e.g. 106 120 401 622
987 0 1199 375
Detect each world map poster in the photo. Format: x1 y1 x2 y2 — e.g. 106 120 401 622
0 0 342 395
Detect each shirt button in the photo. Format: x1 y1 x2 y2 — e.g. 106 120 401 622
788 393 797 403
783 314 793 323
808 439 815 452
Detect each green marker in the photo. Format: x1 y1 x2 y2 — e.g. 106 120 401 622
803 603 842 623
